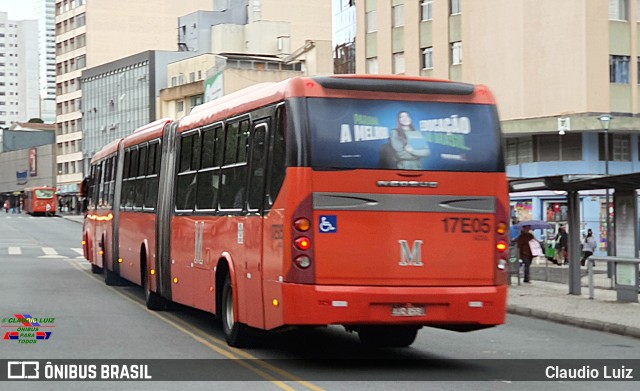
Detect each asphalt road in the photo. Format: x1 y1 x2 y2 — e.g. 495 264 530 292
0 213 638 390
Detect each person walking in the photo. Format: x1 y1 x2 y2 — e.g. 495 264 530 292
580 229 597 267
516 225 536 283
3 200 9 213
554 224 569 265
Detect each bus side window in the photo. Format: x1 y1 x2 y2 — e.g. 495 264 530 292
196 125 221 211
175 131 199 212
265 106 286 210
247 122 267 212
220 120 249 210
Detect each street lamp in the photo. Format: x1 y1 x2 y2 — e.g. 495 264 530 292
598 114 613 256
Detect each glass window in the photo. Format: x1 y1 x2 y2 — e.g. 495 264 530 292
366 57 379 74
267 106 287 209
366 11 377 33
421 0 433 21
611 55 630 83
247 123 267 211
609 0 628 20
392 5 404 28
451 42 462 65
599 133 631 161
393 52 405 74
422 47 433 69
307 98 503 172
450 0 461 14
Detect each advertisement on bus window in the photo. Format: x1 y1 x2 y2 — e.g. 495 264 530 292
308 98 503 172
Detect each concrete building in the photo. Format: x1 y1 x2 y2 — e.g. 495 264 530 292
160 0 333 120
54 0 213 197
80 50 199 167
0 13 39 127
355 0 640 253
37 0 56 123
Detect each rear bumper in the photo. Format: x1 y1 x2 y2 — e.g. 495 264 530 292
281 283 507 327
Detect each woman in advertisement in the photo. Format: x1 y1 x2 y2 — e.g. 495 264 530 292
380 111 430 169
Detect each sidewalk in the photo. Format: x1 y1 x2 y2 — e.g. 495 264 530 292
508 262 640 339
60 212 640 339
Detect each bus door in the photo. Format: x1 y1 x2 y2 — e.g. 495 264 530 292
237 119 269 328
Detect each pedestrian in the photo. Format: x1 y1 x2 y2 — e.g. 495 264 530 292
580 229 597 267
45 203 52 217
3 199 9 213
554 224 568 265
516 224 537 283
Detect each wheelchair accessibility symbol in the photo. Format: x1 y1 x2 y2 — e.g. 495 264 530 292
318 215 337 233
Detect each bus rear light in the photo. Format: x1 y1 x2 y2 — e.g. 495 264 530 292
173 277 179 284
496 241 507 252
82 240 86 245
306 81 316 88
99 250 104 255
496 222 507 235
150 269 155 275
293 218 311 232
294 255 311 269
294 237 311 251
497 258 508 270
118 258 123 263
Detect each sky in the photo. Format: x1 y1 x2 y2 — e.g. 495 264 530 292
0 0 37 20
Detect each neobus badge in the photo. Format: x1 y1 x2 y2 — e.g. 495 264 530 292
377 181 438 188
398 240 424 266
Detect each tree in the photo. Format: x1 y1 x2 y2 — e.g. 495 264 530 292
27 118 44 123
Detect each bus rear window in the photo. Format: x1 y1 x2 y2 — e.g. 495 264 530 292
35 190 54 199
308 98 504 172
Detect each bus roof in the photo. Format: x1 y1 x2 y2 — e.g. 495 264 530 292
177 75 496 132
124 118 172 148
91 138 123 163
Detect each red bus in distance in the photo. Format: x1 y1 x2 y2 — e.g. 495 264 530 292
23 186 57 216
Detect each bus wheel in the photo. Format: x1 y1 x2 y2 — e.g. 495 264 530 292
221 274 253 348
143 268 166 311
90 264 102 274
357 326 419 348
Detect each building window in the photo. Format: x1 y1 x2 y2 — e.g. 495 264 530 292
610 55 630 83
599 133 631 161
366 57 379 74
393 52 405 74
609 0 628 20
451 41 462 65
450 0 461 15
366 10 377 33
392 4 404 27
511 137 533 164
535 134 582 162
177 100 184 112
422 47 433 69
421 0 433 21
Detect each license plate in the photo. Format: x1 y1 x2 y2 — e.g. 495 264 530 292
391 305 425 317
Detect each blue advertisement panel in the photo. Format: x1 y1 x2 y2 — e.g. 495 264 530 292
308 98 502 172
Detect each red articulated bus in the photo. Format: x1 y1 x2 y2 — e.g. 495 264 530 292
23 186 57 216
84 75 509 348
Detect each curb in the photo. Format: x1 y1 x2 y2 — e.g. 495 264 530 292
59 215 84 225
508 304 640 340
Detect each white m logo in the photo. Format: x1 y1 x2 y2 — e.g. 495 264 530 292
398 240 424 266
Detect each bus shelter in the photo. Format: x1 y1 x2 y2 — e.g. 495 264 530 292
509 173 640 295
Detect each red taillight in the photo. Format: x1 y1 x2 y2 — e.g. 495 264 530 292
294 237 311 251
496 222 508 235
496 241 508 252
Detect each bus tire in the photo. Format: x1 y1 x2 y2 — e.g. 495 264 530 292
143 268 166 311
357 326 419 348
221 274 253 348
90 264 102 274
104 267 119 286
